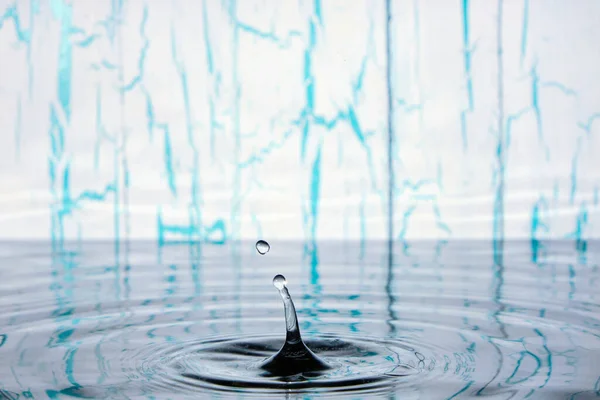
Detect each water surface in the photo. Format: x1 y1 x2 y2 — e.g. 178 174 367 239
0 240 599 399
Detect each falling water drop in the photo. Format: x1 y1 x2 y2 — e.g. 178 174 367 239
259 274 330 376
255 240 270 255
272 274 286 290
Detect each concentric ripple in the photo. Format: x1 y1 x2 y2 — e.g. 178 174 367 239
135 333 431 395
2 241 600 399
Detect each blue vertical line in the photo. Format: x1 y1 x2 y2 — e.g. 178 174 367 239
493 0 505 267
530 197 549 264
160 125 176 195
112 0 125 297
47 0 72 248
229 0 241 246
120 12 131 285
28 1 36 98
202 0 218 161
530 64 548 159
57 3 73 121
477 2 509 397
300 4 317 160
460 0 473 149
520 0 529 66
384 0 396 336
413 0 423 128
171 26 203 245
569 137 581 206
308 146 322 285
228 0 242 334
573 204 588 258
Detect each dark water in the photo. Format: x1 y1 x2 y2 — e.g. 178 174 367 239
0 240 599 399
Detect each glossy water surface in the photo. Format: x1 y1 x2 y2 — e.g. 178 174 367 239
0 240 599 399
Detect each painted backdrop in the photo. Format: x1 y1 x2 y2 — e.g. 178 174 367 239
1 0 599 248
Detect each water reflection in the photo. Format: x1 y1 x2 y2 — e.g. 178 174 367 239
0 240 598 398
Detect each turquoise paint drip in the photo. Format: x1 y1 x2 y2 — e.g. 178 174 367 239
459 0 473 149
56 1 73 121
122 5 148 92
0 4 31 42
520 0 529 65
144 90 155 140
542 81 577 97
308 146 322 285
159 124 177 196
227 0 242 247
570 137 582 206
201 0 219 160
313 0 322 24
300 13 317 160
433 204 451 234
573 205 588 258
177 66 202 243
530 65 549 160
493 0 505 266
530 198 549 263
398 205 417 240
577 113 600 134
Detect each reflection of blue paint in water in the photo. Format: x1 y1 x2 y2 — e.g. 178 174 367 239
530 198 549 264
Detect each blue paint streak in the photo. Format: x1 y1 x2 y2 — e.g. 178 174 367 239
530 65 547 158
122 5 148 92
569 138 582 205
577 112 600 134
55 0 73 121
202 0 218 159
309 146 322 241
229 1 241 244
158 124 177 196
460 0 473 149
530 197 549 263
299 10 317 160
144 90 155 140
236 22 301 48
520 0 529 65
239 130 294 168
75 33 100 47
398 205 417 240
0 4 31 42
542 81 577 97
461 0 473 110
493 0 505 264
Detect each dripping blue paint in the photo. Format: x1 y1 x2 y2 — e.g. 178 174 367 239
1 1 600 399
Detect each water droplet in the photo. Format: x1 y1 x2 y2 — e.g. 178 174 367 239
255 240 270 255
259 275 330 376
272 274 287 290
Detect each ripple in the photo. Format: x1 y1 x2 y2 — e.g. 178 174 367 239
127 334 434 395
